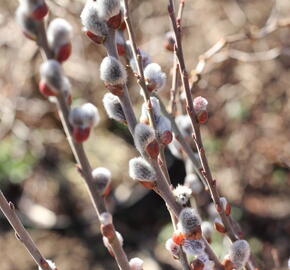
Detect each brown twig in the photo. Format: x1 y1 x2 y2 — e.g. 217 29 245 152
0 191 53 270
35 18 130 270
123 1 224 269
168 1 264 270
190 17 290 91
168 0 184 116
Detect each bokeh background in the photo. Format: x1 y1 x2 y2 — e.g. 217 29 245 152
0 0 290 269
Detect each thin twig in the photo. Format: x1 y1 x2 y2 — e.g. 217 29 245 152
190 16 290 90
168 0 184 116
122 3 223 268
0 191 53 270
35 19 130 270
168 2 260 270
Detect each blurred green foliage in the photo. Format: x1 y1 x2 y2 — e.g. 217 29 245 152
0 136 36 186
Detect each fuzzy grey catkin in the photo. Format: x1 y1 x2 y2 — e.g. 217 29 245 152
96 0 120 20
16 6 39 39
92 167 111 194
80 1 108 37
179 207 201 234
143 63 166 91
100 56 127 85
129 257 144 270
182 239 205 256
134 123 155 157
69 103 99 128
40 60 64 92
229 240 250 269
47 18 72 51
129 157 156 182
103 93 126 122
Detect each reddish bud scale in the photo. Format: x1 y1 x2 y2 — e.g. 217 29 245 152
185 226 202 240
190 259 204 270
105 83 124 96
85 30 105 44
23 31 37 41
101 224 114 241
31 3 48 20
146 81 157 92
205 236 212 244
146 140 159 159
139 116 149 125
66 94 72 105
222 258 234 270
119 21 126 31
196 111 208 124
225 202 231 216
214 222 226 234
72 127 91 143
107 11 122 29
56 42 72 62
164 41 174 52
39 81 58 97
117 43 126 56
172 232 185 245
139 180 156 190
102 184 111 197
160 130 173 145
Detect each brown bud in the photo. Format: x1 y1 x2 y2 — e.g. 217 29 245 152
190 259 204 270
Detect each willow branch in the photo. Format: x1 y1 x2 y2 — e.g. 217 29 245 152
36 21 130 270
0 191 53 270
190 17 290 90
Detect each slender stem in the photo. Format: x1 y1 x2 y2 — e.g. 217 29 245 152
109 227 131 270
190 17 290 91
0 191 53 270
35 20 130 270
169 55 179 116
151 159 182 217
158 145 171 185
157 95 208 188
168 1 256 269
104 29 137 135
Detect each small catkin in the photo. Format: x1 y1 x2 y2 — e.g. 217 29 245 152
172 184 192 206
103 231 124 249
16 6 39 40
179 207 201 234
96 0 120 21
100 56 127 85
165 238 180 258
201 221 213 241
184 173 203 194
92 167 111 195
143 63 166 91
47 18 72 53
129 257 144 270
193 96 208 113
156 115 172 145
175 114 192 138
38 259 57 270
127 44 151 73
80 1 108 37
129 157 156 183
103 93 126 122
229 240 250 269
182 239 205 256
20 0 48 20
100 212 113 225
69 103 99 128
134 123 156 157
40 60 64 92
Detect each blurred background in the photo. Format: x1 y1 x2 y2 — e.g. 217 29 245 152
0 0 290 269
